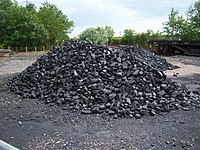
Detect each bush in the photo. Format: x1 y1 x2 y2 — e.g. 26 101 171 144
0 44 4 49
111 37 122 45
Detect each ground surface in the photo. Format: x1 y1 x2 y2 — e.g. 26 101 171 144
0 54 200 150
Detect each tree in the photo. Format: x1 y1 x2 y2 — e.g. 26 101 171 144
79 27 100 44
4 5 48 47
163 2 200 41
104 26 114 44
135 30 165 46
0 0 14 46
111 37 122 45
0 0 74 49
163 8 187 40
121 29 135 45
78 26 114 45
187 0 200 39
135 33 148 45
111 30 164 46
26 3 37 13
37 2 74 46
0 0 13 10
0 10 7 45
146 30 164 40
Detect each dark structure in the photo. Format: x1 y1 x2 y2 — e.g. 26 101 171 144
149 40 200 55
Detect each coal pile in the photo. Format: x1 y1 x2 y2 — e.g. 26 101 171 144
9 41 200 118
119 45 176 71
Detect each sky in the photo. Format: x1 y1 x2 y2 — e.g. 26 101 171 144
17 0 196 37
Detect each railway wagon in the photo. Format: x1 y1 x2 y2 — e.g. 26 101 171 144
149 40 200 55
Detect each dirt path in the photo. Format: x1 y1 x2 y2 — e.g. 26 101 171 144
0 54 200 149
164 57 200 92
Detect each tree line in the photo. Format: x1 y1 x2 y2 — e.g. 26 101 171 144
79 0 200 45
78 27 163 46
0 0 199 49
0 0 73 49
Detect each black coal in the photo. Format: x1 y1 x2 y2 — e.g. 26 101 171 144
119 45 176 71
9 41 200 118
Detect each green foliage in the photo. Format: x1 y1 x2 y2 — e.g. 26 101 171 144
0 10 7 44
0 44 4 49
135 30 165 45
187 0 200 39
79 27 99 44
4 5 48 47
78 26 114 45
0 0 13 10
26 3 37 13
135 33 148 45
37 2 74 46
163 1 200 40
0 1 73 48
68 38 77 41
0 0 14 45
146 30 165 40
104 26 115 44
163 8 186 40
113 30 163 46
1 0 198 49
111 37 122 45
121 29 136 45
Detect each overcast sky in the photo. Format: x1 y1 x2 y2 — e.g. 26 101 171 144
17 0 196 37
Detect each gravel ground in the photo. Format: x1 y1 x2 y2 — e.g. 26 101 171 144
0 54 43 75
0 53 200 150
163 55 200 66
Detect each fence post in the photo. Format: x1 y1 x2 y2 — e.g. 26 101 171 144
35 46 37 52
25 47 28 52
